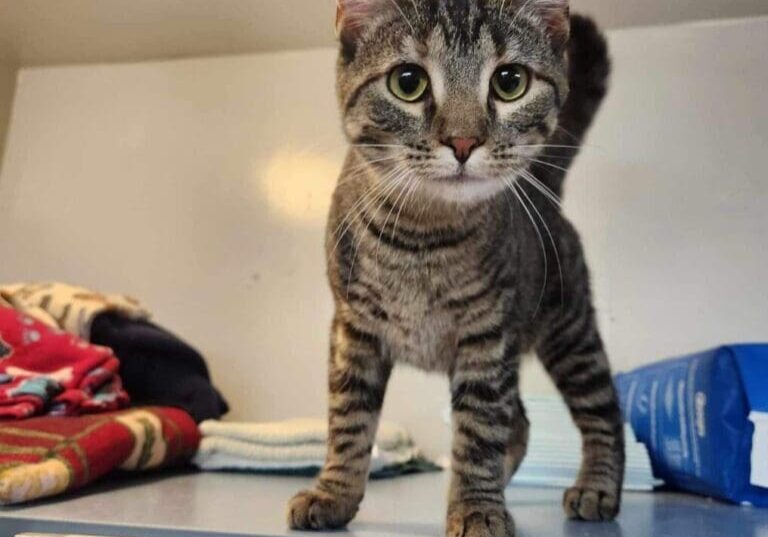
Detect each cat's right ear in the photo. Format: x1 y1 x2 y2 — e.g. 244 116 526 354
335 0 388 44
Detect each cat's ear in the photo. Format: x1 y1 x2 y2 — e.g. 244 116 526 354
335 0 391 42
525 0 571 51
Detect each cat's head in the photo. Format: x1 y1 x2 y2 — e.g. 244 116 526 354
336 0 570 205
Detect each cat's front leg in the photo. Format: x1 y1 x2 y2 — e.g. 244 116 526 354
537 306 625 522
447 334 521 537
287 315 391 531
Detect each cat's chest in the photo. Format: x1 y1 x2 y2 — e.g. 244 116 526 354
381 290 457 372
376 256 478 372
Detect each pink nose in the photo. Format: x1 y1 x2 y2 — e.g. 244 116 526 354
443 137 482 164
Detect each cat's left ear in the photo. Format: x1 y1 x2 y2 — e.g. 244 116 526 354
527 0 571 51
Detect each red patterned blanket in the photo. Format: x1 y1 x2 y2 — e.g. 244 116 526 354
0 407 200 504
0 306 128 418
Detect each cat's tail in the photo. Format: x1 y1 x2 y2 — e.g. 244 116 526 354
532 14 611 199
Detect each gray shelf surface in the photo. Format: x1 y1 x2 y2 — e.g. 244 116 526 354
0 470 766 537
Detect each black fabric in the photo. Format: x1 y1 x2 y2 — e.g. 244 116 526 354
90 312 229 423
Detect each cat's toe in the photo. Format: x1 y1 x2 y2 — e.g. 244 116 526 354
563 485 620 521
447 503 515 537
287 489 359 530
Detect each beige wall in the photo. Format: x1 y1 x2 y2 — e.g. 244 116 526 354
0 17 766 457
0 64 17 172
2 0 768 66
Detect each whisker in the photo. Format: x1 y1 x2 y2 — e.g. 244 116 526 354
514 144 584 150
334 167 376 187
515 180 565 310
413 175 432 223
343 165 406 246
335 156 405 189
526 157 572 174
374 169 413 263
343 176 406 296
352 144 408 149
381 173 412 243
343 155 401 175
516 142 602 154
504 176 548 316
359 169 411 288
392 173 421 236
334 166 396 225
498 180 519 244
518 168 562 208
506 178 548 317
344 164 405 223
331 164 406 255
527 152 574 162
392 173 421 241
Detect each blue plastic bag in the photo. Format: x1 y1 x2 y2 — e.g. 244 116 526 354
615 344 768 506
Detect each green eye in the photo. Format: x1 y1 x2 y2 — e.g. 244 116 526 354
388 64 430 103
491 64 530 102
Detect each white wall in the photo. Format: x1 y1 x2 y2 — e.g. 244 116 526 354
3 0 768 67
0 17 766 457
572 16 768 367
0 63 17 171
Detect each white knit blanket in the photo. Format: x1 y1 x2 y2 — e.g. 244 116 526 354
193 419 418 473
194 438 419 473
198 418 410 451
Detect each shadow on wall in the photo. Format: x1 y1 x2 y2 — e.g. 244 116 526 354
0 64 18 178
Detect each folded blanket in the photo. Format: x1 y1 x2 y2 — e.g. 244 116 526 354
0 407 200 505
193 419 439 478
0 282 228 423
0 306 129 419
198 418 409 450
0 282 149 340
195 436 420 473
90 313 229 423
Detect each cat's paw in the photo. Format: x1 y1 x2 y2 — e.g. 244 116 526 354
287 489 359 530
563 484 620 521
446 502 515 537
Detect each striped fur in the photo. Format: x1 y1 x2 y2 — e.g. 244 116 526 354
288 2 624 534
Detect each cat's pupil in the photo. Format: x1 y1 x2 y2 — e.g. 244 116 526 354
398 70 421 95
496 68 522 93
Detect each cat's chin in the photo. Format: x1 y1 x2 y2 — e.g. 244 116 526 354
421 174 506 205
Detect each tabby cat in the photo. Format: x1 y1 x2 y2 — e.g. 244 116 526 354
288 1 625 535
